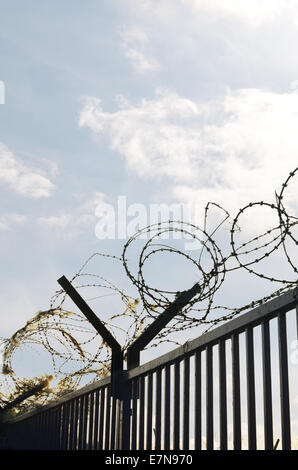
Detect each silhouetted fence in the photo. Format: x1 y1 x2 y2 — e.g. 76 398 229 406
4 287 298 450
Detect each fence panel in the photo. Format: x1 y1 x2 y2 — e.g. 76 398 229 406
4 288 298 450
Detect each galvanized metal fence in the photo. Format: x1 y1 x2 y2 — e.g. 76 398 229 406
4 287 298 450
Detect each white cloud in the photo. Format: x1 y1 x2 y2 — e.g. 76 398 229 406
79 87 298 220
182 0 286 27
125 0 179 22
0 213 27 231
0 143 54 198
79 89 201 182
38 193 108 238
120 27 160 73
122 0 298 90
131 0 298 27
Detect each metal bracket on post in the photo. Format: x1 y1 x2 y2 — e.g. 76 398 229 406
57 276 123 397
126 283 201 369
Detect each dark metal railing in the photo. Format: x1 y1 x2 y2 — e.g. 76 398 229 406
4 287 298 450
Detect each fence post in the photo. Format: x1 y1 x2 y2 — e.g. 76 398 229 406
117 372 131 450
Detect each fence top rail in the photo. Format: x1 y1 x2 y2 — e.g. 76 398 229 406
127 286 297 379
6 286 297 424
5 375 111 424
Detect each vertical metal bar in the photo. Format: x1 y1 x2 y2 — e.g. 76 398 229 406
51 408 58 450
155 369 162 450
24 420 28 449
15 421 20 449
131 380 138 450
53 406 59 450
219 339 227 450
78 395 86 450
39 412 46 450
88 392 95 450
206 345 213 450
42 412 48 450
77 398 82 450
261 320 273 450
61 404 69 450
45 412 51 449
44 412 50 449
28 418 33 449
56 405 62 450
33 414 38 449
73 399 80 450
12 421 18 449
183 356 190 450
278 312 291 450
52 410 58 450
12 421 19 449
54 406 61 450
114 398 121 450
46 410 53 450
36 412 43 449
48 411 54 446
93 390 100 450
146 373 153 450
68 400 75 450
82 394 89 450
28 417 34 449
232 334 241 450
246 327 257 450
36 413 42 449
46 411 52 450
59 407 64 450
104 386 111 450
23 420 28 449
17 421 21 449
65 402 72 450
119 379 131 450
55 405 61 450
40 412 45 449
33 416 40 450
82 395 89 450
139 376 145 450
29 418 34 449
164 364 171 450
109 395 117 450
173 361 180 450
194 351 201 450
98 387 105 450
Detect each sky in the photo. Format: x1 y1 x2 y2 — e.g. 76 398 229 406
0 0 298 449
0 0 297 344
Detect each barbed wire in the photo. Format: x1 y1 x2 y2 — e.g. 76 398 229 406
0 167 297 395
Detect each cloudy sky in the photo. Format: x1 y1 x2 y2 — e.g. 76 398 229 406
0 1 297 347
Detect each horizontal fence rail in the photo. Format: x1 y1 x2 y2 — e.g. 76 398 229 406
4 287 298 450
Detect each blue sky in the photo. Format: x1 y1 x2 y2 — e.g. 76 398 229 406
0 0 297 357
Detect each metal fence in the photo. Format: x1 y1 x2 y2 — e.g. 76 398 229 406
4 287 298 450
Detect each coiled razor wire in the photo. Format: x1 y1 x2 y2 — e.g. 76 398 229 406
0 167 297 395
